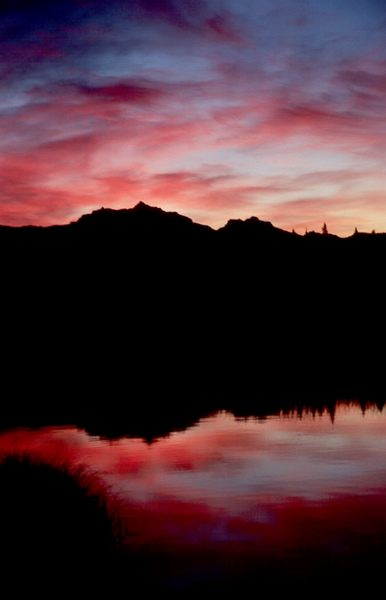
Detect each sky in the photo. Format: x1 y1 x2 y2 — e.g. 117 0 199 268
1 0 386 234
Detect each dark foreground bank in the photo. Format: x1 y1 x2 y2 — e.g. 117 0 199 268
0 457 122 592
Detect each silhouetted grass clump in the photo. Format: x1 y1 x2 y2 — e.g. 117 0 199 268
0 456 122 591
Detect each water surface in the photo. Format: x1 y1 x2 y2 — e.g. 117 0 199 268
1 402 385 590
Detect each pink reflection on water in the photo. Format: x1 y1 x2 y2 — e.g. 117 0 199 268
0 402 386 561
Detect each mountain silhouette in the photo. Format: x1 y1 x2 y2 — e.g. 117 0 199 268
0 203 385 433
75 202 213 240
219 214 296 241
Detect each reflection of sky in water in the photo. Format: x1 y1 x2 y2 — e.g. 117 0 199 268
0 403 386 551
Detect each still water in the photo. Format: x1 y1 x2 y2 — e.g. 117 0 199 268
1 402 386 590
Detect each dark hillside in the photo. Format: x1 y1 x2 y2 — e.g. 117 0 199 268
0 204 384 433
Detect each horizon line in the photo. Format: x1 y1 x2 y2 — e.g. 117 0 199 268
0 201 384 239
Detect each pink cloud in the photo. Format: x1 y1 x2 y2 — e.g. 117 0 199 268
2 134 386 235
204 13 244 44
243 103 374 149
0 151 99 225
76 82 166 104
1 53 386 232
211 86 386 156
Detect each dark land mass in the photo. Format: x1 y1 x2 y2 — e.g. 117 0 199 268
0 457 123 594
1 202 385 438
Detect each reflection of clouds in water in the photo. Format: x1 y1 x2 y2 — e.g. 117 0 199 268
0 404 385 521
0 405 385 553
107 407 386 507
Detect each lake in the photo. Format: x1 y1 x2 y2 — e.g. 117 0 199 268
1 401 385 592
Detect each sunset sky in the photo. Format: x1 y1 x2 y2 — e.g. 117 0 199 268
2 0 386 234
